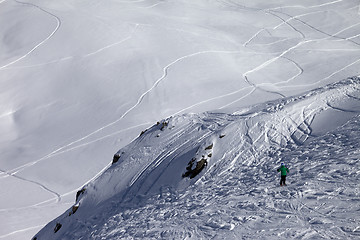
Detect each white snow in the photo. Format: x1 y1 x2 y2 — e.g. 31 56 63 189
0 0 359 239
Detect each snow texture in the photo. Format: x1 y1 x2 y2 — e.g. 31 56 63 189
0 0 359 239
36 78 360 239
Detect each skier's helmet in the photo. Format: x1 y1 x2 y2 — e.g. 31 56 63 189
281 162 284 166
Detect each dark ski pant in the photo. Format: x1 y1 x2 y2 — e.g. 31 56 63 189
280 175 287 186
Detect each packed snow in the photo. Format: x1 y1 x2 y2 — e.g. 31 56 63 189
0 0 359 239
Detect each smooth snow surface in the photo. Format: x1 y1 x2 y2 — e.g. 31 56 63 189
0 0 359 239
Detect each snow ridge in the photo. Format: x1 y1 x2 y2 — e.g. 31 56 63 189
35 77 360 239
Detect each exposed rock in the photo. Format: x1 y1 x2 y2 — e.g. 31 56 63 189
112 152 125 164
140 129 147 136
205 143 213 150
182 158 196 178
54 223 62 233
182 157 208 179
76 188 86 202
160 121 168 131
69 204 79 216
112 154 120 164
190 158 208 179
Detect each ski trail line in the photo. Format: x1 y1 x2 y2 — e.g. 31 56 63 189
138 2 163 9
281 58 360 90
272 10 360 47
84 24 139 58
0 0 61 70
269 0 343 11
243 29 265 47
119 49 245 120
243 4 307 47
8 173 61 202
1 122 152 177
307 0 344 8
0 49 245 178
242 8 352 85
267 10 305 38
322 58 360 82
6 24 138 69
0 200 72 213
0 224 45 239
173 86 253 115
6 56 74 69
251 38 292 47
275 56 303 85
257 17 360 91
219 87 256 109
243 39 312 79
8 50 244 172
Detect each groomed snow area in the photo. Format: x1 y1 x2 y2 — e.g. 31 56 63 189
0 0 359 239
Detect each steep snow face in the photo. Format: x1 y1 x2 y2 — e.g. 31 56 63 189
1 0 360 239
35 78 360 239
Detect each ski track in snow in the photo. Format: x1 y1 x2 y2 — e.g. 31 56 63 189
0 122 152 176
0 11 286 216
3 1 360 238
266 10 306 39
10 0 357 139
272 10 360 47
243 1 360 89
83 24 139 58
269 0 344 11
174 4 316 109
242 6 360 93
215 118 356 237
0 199 73 213
0 224 45 239
0 0 61 70
240 8 311 95
12 173 61 202
0 122 152 214
282 57 360 90
136 2 163 9
128 125 201 188
77 83 360 239
163 0 360 176
5 24 138 69
3 1 357 181
1 49 259 178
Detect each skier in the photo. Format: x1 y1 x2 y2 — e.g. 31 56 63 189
277 162 289 186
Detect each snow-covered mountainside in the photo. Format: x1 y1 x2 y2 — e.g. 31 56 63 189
1 0 360 239
35 77 360 239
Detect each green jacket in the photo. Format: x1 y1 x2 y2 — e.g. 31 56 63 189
277 165 289 176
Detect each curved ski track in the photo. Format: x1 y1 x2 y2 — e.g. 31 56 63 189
0 0 61 70
2 2 360 238
5 0 360 183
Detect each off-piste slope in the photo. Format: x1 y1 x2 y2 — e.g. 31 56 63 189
1 0 360 239
35 77 360 239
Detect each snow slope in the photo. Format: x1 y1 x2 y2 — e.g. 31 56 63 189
0 0 360 239
35 77 360 239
